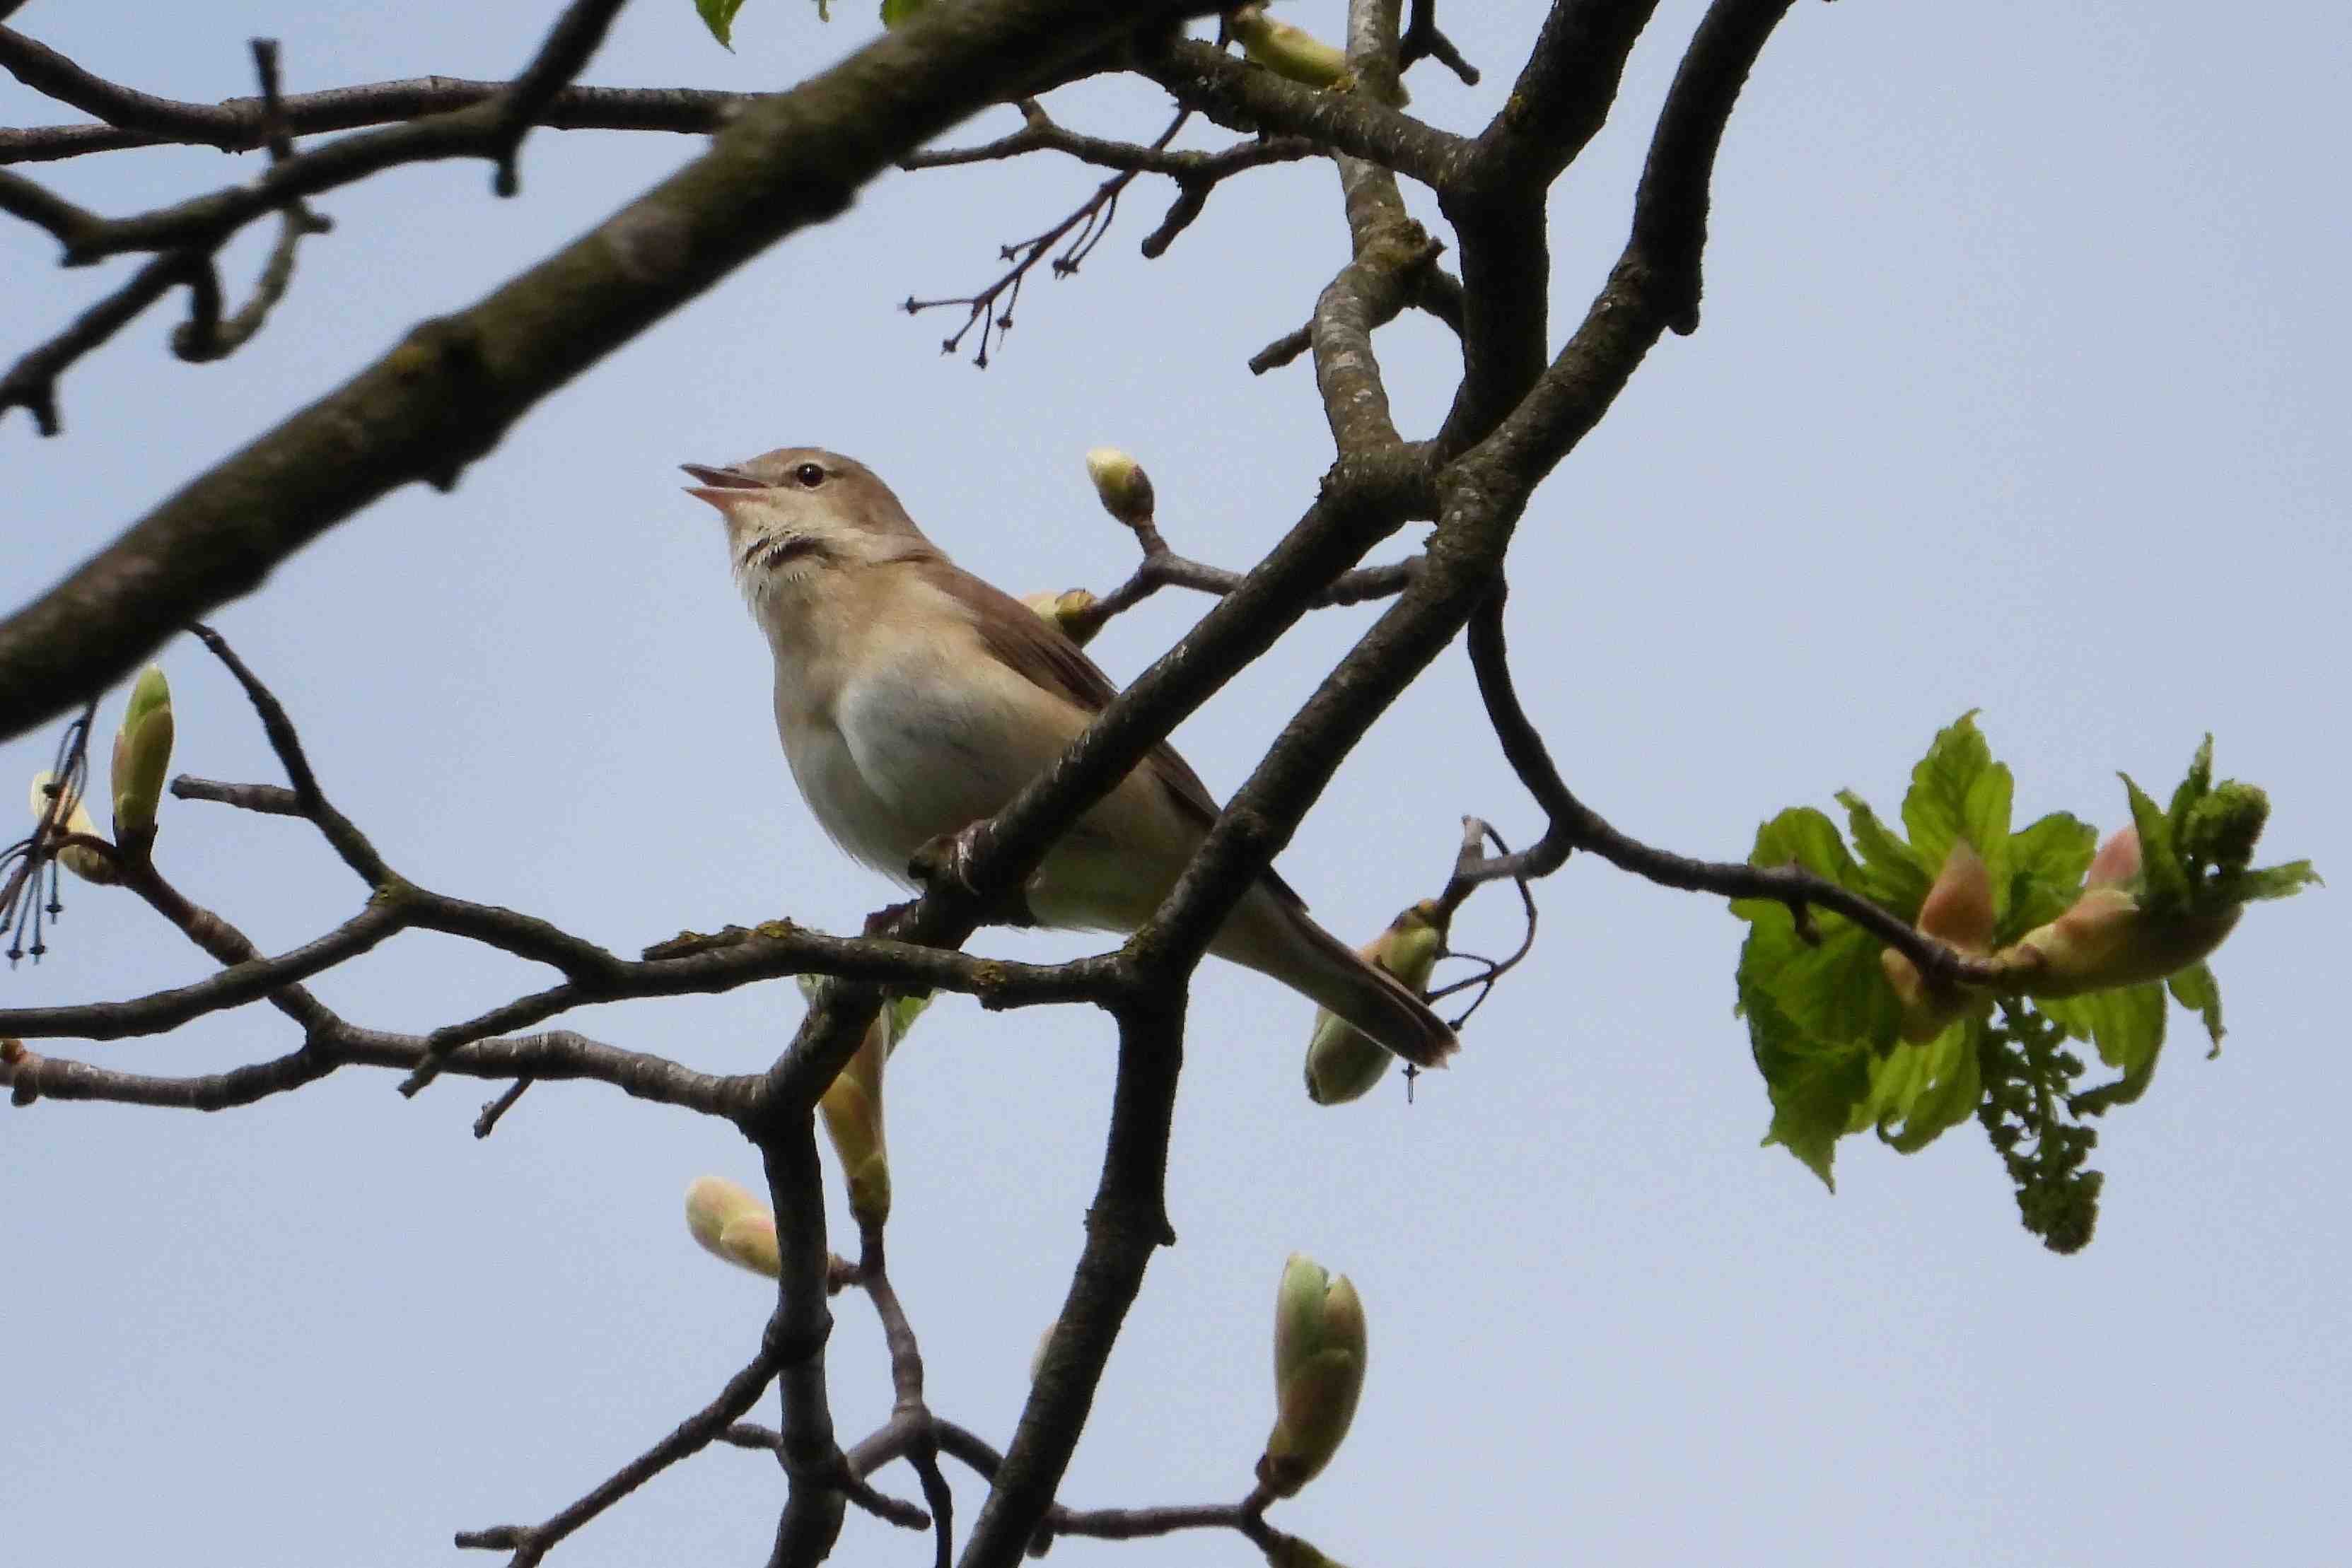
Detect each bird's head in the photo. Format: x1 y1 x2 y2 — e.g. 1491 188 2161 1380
682 447 937 621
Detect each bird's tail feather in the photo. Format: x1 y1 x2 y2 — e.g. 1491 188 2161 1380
1216 890 1459 1070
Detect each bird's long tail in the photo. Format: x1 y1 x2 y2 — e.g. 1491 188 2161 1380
1214 887 1459 1070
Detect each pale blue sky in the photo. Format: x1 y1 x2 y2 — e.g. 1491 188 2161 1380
4 4 2347 1565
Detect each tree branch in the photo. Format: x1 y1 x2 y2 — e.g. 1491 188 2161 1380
1134 35 1472 193
1453 589 1998 991
1 81 756 167
453 1343 782 1568
0 0 1213 744
0 247 208 435
957 991 1187 1568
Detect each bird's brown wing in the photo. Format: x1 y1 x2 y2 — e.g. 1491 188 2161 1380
941 560 1311 911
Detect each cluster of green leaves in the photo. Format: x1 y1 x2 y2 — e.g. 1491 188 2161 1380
1733 716 2315 1253
693 0 925 50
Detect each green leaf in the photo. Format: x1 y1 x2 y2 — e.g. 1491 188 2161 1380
1741 806 1863 893
2222 859 2322 901
880 0 926 23
1902 713 2013 911
2042 983 2167 1111
1871 1017 1984 1154
2120 771 2192 915
1744 968 1869 1190
2003 811 2098 940
2166 733 2215 843
1836 790 1931 917
886 990 935 1044
696 0 750 47
2167 963 2224 1057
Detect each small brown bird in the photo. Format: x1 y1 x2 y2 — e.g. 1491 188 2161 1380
683 447 1456 1070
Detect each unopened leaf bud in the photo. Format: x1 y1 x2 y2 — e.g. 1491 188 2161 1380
1997 885 2241 999
1879 841 1993 1042
1021 587 1104 646
1083 447 1155 529
2084 824 2141 889
1305 901 1446 1104
805 983 932 1231
1257 1253 1368 1498
28 773 118 885
110 665 173 846
2183 781 2269 874
684 1175 781 1278
1263 1540 1347 1568
1228 5 1403 103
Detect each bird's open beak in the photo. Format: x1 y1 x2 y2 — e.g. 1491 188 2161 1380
681 462 765 512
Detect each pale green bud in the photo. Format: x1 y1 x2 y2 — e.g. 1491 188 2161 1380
1305 901 1445 1105
2184 781 2269 874
28 773 118 885
110 665 173 845
801 981 932 1230
1021 587 1104 647
1230 5 1347 88
1083 447 1155 528
820 1015 892 1229
684 1175 781 1278
1257 1253 1368 1497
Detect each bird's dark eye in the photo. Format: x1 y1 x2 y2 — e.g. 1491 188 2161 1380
793 462 825 488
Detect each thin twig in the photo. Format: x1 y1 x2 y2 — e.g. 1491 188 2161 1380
1455 586 1993 993
1065 498 1420 643
0 248 206 434
170 42 335 364
1424 817 1537 1025
1399 0 1481 86
472 1077 533 1137
719 1425 933 1531
903 103 1192 368
1250 248 1465 374
483 0 632 197
455 1344 781 1567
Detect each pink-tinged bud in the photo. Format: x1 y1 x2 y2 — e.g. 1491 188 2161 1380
1997 887 2240 999
1257 1254 1368 1498
1305 901 1445 1105
1879 841 1993 1043
684 1176 781 1279
2085 826 2141 889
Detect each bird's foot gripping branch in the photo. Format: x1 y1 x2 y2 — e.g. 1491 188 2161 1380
1735 714 2319 1252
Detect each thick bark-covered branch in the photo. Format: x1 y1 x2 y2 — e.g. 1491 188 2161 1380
1433 1 1661 456
957 992 1187 1568
0 0 1206 747
763 1117 849 1568
1472 0 1797 491
1134 35 1472 192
